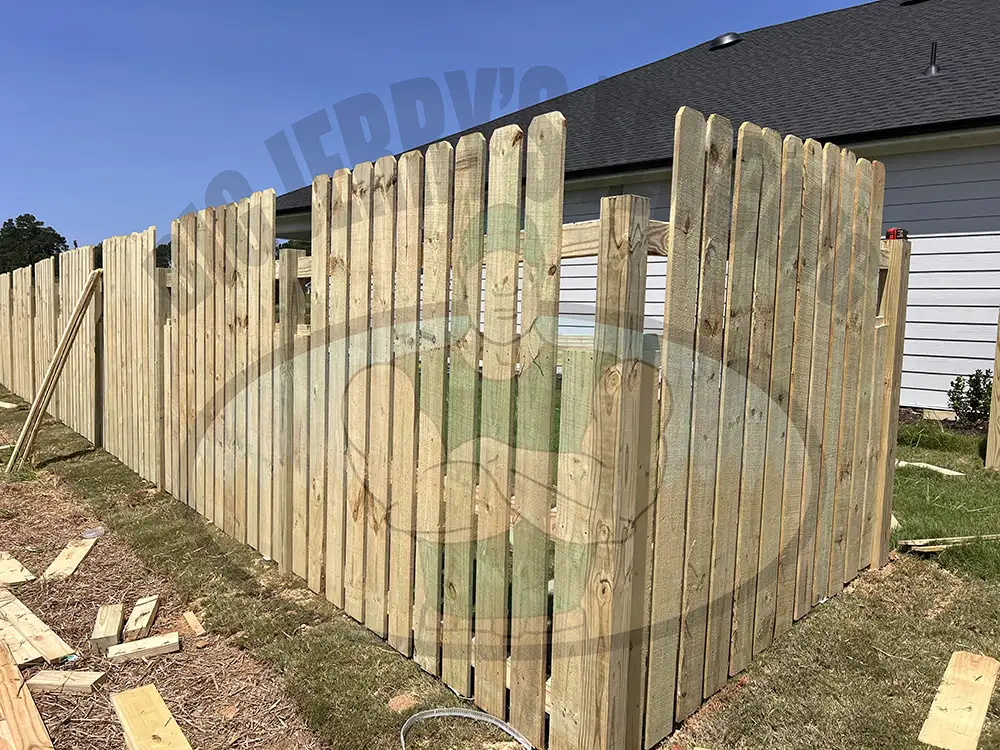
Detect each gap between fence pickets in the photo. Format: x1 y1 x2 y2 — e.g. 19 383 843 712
157 218 670 288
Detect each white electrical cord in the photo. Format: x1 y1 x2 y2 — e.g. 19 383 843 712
399 708 534 749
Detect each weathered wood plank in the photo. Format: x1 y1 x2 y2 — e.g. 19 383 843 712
123 595 160 642
0 554 35 587
112 684 193 750
42 538 97 582
27 670 106 695
730 126 781 677
224 203 238 538
813 149 857 603
387 150 422 656
91 603 124 652
276 247 303 573
246 192 263 548
365 155 397 639
309 177 331 593
344 163 373 621
549 349 596 750
441 133 486 696
213 203 227 527
412 143 452 674
871 238 911 568
234 199 250 542
830 158 874 595
107 632 180 664
578 194 650 750
508 112 565 746
259 191 277 562
849 162 886 579
0 590 74 662
183 611 206 636
702 122 763 699
195 213 210 517
291 331 310 578
475 124 523 718
0 619 43 667
325 170 351 606
795 143 842 620
774 139 822 637
646 108 709 743
753 135 804 654
919 651 1000 750
0 642 53 749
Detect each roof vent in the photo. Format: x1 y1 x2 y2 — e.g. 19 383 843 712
900 0 933 6
924 41 941 76
708 32 742 51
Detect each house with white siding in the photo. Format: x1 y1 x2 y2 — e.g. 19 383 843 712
275 0 1000 411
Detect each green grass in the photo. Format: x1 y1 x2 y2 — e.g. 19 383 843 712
0 391 500 750
894 421 1000 580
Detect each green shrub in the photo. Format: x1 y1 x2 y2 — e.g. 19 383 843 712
947 369 993 430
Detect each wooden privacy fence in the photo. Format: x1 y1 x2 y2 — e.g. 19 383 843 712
0 244 101 443
0 106 910 750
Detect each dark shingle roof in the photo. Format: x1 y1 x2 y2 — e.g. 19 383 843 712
277 0 1000 214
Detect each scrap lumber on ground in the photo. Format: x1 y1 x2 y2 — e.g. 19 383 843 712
42 538 97 581
0 554 35 586
182 611 205 636
107 632 180 664
899 534 1000 552
896 459 965 477
0 402 16 411
919 651 999 750
90 603 125 653
123 595 160 642
0 590 74 662
0 642 54 749
112 684 193 750
0 717 12 750
0 620 42 667
27 670 107 695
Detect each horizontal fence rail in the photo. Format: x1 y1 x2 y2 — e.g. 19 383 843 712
0 107 909 750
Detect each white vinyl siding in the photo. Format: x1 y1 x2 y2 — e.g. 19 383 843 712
900 232 1000 410
556 144 1000 409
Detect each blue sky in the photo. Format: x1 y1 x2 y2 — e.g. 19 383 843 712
0 0 859 245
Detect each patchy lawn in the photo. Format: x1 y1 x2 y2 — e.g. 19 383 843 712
894 421 1000 581
669 420 1000 750
0 391 504 750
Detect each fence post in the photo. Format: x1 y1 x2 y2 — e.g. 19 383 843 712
987 304 1000 470
580 194 651 750
871 237 910 568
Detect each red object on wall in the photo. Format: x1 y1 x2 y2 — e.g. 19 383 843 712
886 227 908 240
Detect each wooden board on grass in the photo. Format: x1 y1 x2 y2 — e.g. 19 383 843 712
0 554 35 586
919 651 1000 750
112 684 193 750
0 642 53 749
27 670 106 695
0 590 74 662
107 632 180 664
123 595 160 642
42 538 97 581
